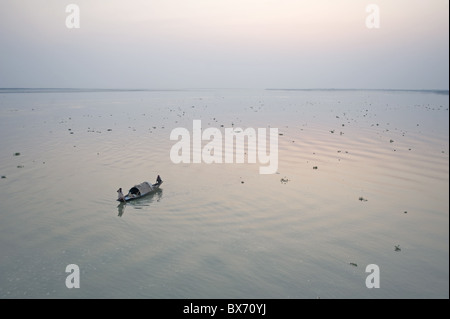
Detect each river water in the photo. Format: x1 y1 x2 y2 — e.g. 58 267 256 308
0 89 448 298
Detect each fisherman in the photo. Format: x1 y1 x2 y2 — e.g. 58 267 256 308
157 175 162 184
117 188 126 202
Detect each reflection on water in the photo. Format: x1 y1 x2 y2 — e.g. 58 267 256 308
117 189 163 217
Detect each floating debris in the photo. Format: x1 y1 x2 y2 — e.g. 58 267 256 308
107 129 112 131
280 177 290 184
395 245 401 252
17 165 24 168
313 166 318 170
349 263 358 267
14 152 21 156
359 197 368 202
330 130 335 133
1 176 6 179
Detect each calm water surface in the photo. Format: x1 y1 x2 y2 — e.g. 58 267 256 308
0 89 448 298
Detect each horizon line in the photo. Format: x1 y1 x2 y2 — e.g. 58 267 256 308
0 87 448 94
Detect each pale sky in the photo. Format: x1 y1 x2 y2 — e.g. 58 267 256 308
0 0 448 89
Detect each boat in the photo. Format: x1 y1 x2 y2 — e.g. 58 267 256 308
117 175 163 202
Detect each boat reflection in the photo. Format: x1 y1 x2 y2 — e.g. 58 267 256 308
117 189 163 217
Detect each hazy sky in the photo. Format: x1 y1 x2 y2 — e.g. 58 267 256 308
0 0 448 89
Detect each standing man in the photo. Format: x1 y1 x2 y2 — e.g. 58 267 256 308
117 188 126 202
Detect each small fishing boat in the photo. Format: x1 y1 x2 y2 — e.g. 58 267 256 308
117 175 163 202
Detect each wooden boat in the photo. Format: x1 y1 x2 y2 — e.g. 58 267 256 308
117 176 163 202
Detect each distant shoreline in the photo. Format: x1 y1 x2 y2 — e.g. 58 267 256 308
266 88 449 95
0 88 448 95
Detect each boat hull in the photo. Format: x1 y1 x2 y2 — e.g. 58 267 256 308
117 181 163 202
